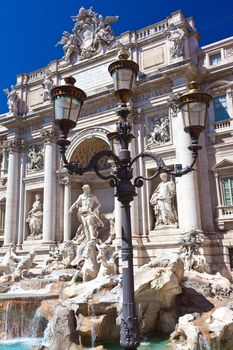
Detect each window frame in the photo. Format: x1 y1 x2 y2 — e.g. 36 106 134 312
213 94 229 122
221 176 233 207
209 51 222 66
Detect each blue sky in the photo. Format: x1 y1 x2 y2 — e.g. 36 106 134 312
0 0 233 114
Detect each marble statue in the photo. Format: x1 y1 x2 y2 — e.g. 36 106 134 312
28 146 44 172
179 229 204 271
42 70 53 101
3 85 19 115
12 251 35 280
150 173 177 228
56 7 118 63
0 244 21 275
26 194 43 238
69 184 104 243
45 246 62 266
69 239 100 283
147 116 170 146
97 243 118 278
167 23 185 58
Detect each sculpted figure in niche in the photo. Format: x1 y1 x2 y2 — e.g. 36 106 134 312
69 184 104 243
28 146 44 172
150 173 177 229
167 23 185 59
26 194 43 239
3 85 19 115
42 70 53 101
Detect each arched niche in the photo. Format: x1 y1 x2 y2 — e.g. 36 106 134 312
66 129 115 240
71 137 110 170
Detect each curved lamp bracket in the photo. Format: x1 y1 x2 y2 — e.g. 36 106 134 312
131 151 198 188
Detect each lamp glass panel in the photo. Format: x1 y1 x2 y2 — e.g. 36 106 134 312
54 95 72 120
113 68 135 91
181 102 207 128
69 97 82 123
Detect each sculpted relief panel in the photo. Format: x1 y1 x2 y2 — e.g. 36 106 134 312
27 146 44 173
147 112 171 147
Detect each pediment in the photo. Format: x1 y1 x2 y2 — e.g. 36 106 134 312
212 159 233 172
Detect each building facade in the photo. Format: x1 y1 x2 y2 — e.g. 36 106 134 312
0 9 233 270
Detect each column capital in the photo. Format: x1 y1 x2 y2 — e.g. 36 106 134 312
7 138 26 153
168 93 180 117
131 108 145 125
40 128 57 145
58 174 71 185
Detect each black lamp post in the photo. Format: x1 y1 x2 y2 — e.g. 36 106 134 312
50 52 212 350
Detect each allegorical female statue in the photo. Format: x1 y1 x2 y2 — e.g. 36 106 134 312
26 194 43 238
150 173 177 229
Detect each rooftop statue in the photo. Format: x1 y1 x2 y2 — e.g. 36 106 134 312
42 69 53 101
3 85 19 115
56 7 118 64
167 22 185 59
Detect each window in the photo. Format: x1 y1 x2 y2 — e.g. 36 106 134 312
228 248 233 269
221 177 233 206
214 95 229 121
209 52 222 65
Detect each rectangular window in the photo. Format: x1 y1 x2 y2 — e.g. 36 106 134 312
221 177 233 206
214 95 229 121
209 52 222 65
228 248 233 269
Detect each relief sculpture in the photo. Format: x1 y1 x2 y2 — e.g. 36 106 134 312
147 116 170 146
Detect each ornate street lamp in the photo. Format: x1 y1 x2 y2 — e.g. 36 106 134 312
50 53 212 350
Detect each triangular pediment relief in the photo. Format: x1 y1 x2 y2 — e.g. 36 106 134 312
212 159 233 172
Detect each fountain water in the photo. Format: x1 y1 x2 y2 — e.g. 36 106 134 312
88 303 98 349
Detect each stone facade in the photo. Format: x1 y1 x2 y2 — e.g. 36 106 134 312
0 9 233 272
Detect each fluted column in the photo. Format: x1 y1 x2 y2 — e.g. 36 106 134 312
41 129 57 243
17 142 27 246
133 109 149 237
63 176 72 241
4 138 22 245
174 110 201 231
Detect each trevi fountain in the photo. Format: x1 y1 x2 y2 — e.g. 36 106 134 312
0 5 233 350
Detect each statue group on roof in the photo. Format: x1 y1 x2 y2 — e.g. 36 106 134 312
56 7 118 64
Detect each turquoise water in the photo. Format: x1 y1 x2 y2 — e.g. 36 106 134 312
0 338 43 350
0 336 168 350
104 337 168 349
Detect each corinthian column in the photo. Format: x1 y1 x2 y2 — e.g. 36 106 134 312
4 138 23 245
41 129 57 243
173 109 201 231
62 176 72 241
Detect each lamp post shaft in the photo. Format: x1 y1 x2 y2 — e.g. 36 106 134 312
120 199 140 349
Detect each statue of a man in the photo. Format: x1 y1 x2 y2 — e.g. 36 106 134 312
42 70 53 101
3 85 19 115
150 173 177 228
26 194 43 238
69 184 104 242
167 23 185 59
